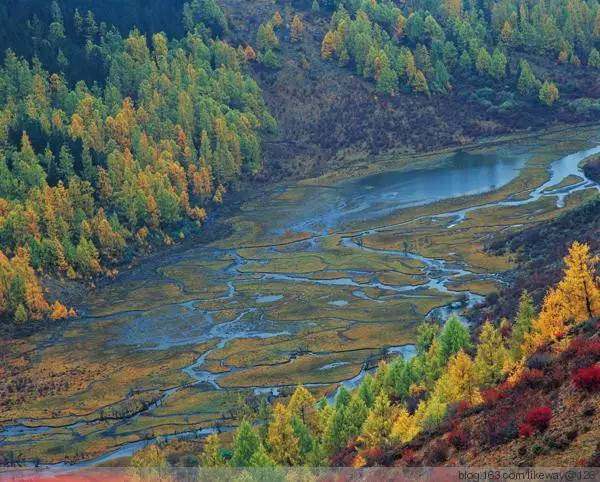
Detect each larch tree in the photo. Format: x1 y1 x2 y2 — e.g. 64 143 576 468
199 434 225 467
434 350 482 406
359 392 395 448
474 321 508 386
557 241 599 321
267 403 300 465
291 15 304 42
509 290 536 361
523 242 599 356
539 81 559 106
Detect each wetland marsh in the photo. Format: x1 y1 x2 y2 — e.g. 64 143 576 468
1 125 600 465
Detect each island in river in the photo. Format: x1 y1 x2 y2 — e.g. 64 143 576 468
1 124 599 466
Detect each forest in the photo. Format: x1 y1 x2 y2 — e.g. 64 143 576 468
0 0 274 327
315 0 600 100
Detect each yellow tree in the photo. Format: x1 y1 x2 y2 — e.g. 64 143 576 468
321 31 336 59
390 406 420 444
434 351 482 405
557 241 599 321
199 434 225 467
523 242 599 355
287 386 316 429
394 14 407 38
359 392 395 448
272 10 283 28
474 321 508 386
291 15 304 42
443 0 462 18
267 403 300 465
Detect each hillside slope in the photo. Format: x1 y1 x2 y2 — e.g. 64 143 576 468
219 0 600 180
386 321 599 467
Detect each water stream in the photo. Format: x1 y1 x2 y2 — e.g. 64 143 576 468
2 127 599 467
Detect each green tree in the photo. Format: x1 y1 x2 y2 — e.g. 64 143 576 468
438 315 471 365
517 60 540 96
474 321 507 386
432 61 451 93
230 420 262 467
509 290 536 361
416 322 440 355
475 47 491 76
588 48 600 68
376 65 398 95
489 48 507 80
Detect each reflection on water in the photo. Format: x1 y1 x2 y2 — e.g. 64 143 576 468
280 146 532 234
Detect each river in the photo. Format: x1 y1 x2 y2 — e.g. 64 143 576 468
1 125 599 467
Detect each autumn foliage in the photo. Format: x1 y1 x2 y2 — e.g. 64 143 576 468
0 3 275 326
572 364 600 391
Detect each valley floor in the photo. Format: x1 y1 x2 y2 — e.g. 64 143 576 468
1 125 600 466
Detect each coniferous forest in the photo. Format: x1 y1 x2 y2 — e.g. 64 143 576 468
0 0 599 477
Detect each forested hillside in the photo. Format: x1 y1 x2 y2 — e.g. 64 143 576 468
0 0 274 328
0 1 599 331
220 0 600 178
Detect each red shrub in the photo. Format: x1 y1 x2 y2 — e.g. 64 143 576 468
564 338 600 360
572 364 600 392
485 408 518 445
481 387 506 405
518 423 535 438
455 399 471 416
525 406 553 431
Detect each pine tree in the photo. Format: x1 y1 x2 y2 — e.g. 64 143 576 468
517 60 540 96
438 315 472 365
588 48 600 68
230 420 262 467
432 61 451 93
358 374 376 408
509 290 536 361
416 322 440 355
291 417 314 464
489 48 507 80
475 48 492 76
344 394 368 440
376 65 398 95
324 406 348 453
